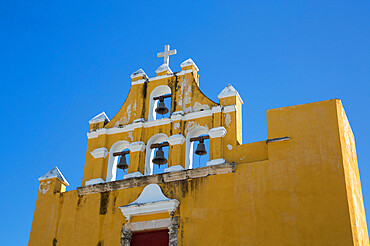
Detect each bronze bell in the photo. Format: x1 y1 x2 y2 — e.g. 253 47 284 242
152 147 167 166
155 100 169 115
195 139 207 156
117 154 128 170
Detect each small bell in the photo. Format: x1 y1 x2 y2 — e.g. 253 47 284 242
117 154 128 170
152 147 168 166
155 99 169 115
195 139 207 156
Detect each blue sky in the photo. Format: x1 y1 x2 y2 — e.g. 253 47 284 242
0 1 369 244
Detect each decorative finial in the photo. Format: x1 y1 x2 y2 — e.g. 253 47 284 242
157 44 177 65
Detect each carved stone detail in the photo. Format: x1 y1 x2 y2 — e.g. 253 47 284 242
168 216 179 246
120 225 132 246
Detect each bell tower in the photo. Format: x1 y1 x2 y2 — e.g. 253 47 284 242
82 44 241 186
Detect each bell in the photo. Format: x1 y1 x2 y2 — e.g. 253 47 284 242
152 147 168 166
195 139 207 156
155 100 169 115
117 155 128 170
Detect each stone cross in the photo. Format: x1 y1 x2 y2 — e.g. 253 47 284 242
157 44 177 65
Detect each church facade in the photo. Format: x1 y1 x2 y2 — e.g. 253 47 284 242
29 45 369 245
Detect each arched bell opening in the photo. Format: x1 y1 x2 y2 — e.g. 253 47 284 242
151 142 170 175
112 148 130 180
148 85 172 121
185 127 209 169
107 140 130 182
144 133 169 175
190 135 210 169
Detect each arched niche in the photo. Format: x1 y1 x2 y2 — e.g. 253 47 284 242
144 133 168 175
107 140 130 182
148 85 171 121
185 126 209 169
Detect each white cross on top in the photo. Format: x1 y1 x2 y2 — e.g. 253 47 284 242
157 45 177 65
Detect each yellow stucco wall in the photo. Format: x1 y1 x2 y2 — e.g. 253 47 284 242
29 97 369 245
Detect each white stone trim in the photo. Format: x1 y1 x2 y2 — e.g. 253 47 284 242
223 105 237 113
148 69 193 82
144 118 172 128
207 158 226 166
133 118 145 123
39 167 69 186
89 112 110 124
119 184 179 222
218 84 244 104
155 63 173 74
167 134 185 145
128 141 146 152
131 69 148 80
171 111 184 121
124 172 144 179
85 178 105 186
183 109 213 120
87 108 222 139
180 58 199 71
131 79 146 85
175 69 193 76
164 165 184 173
212 106 222 114
125 218 172 232
208 127 227 138
90 147 109 158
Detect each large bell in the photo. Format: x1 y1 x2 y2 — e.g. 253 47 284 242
155 100 169 115
195 139 207 156
152 147 168 166
117 155 128 170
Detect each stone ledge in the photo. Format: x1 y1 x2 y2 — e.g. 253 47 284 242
77 162 236 196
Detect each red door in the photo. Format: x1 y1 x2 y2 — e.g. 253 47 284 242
131 229 169 246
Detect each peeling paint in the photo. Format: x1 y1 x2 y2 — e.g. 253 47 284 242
39 180 51 194
225 113 231 128
174 122 180 130
227 144 233 150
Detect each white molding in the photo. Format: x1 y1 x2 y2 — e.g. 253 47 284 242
131 69 148 80
39 167 69 186
218 84 244 104
167 134 185 145
223 105 237 113
148 73 173 82
171 111 184 121
133 118 145 123
87 108 221 139
89 112 110 124
164 165 184 173
119 184 179 222
144 118 172 128
128 141 146 152
175 69 193 76
155 63 173 74
124 172 143 179
207 158 226 166
212 106 222 114
126 218 171 232
131 78 147 85
183 109 213 120
85 178 105 186
87 131 98 139
180 58 199 71
208 126 227 138
90 147 109 158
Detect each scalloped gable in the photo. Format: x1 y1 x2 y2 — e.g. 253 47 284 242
104 64 219 128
